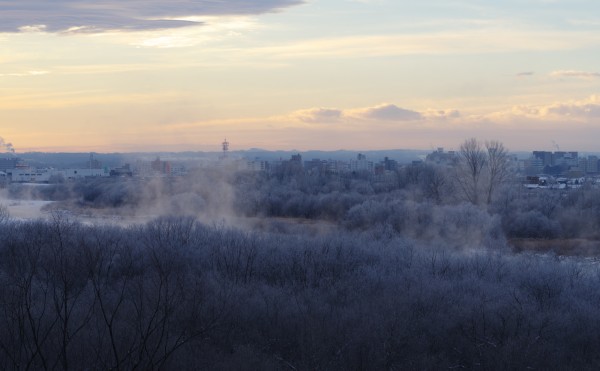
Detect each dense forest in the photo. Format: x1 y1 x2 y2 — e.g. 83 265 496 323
1 139 600 369
1 216 600 370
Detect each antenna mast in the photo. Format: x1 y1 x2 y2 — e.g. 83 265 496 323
221 138 229 159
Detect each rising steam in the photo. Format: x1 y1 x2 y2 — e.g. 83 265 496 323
0 137 15 154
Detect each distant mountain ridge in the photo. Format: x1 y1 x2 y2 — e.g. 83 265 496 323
6 148 547 169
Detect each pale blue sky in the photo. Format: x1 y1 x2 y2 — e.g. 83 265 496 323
1 0 600 152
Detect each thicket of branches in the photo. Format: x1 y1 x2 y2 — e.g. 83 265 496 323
1 216 600 370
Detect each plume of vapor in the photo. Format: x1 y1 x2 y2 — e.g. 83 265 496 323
0 137 15 154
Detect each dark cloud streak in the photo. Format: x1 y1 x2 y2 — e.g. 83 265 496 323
0 0 304 33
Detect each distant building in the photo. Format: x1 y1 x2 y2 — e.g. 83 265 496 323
304 159 327 173
5 168 51 183
0 158 19 172
246 158 269 172
425 148 456 166
382 157 398 171
271 154 304 177
529 150 580 175
533 151 552 167
531 150 579 167
587 156 599 173
290 154 303 166
553 151 578 167
88 153 102 169
524 157 544 175
350 153 373 172
8 167 108 183
329 160 349 174
151 157 171 175
135 157 175 176
110 164 133 177
62 168 108 179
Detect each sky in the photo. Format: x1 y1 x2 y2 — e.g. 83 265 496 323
2 0 600 153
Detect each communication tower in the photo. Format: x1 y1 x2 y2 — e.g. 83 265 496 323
221 138 229 159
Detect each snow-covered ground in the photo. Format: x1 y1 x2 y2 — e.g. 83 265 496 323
0 198 54 221
0 197 335 236
0 197 155 226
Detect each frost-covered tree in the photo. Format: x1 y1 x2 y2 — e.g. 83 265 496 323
455 138 487 205
454 138 512 206
485 140 511 205
0 204 8 224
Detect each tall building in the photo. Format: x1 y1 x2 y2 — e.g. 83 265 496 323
350 153 372 172
425 148 457 165
587 156 599 173
383 157 398 171
0 158 19 172
531 150 579 174
151 157 171 175
553 151 578 167
88 153 102 169
532 151 552 167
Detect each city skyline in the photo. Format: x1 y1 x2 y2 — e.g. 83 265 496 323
2 0 600 152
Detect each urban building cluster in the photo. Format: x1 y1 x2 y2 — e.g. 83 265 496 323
219 138 399 176
245 153 399 175
0 149 403 185
0 157 109 183
424 147 600 189
0 154 187 184
426 147 600 175
524 151 598 177
520 150 600 189
2 142 600 189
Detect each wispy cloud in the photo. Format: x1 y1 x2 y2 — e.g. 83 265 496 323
11 96 600 152
423 109 461 120
247 29 600 59
481 95 600 122
0 0 303 33
0 70 49 77
291 108 343 123
350 104 423 121
129 16 262 48
160 99 595 151
287 104 453 125
550 70 600 78
284 103 461 125
540 96 600 118
516 71 534 77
